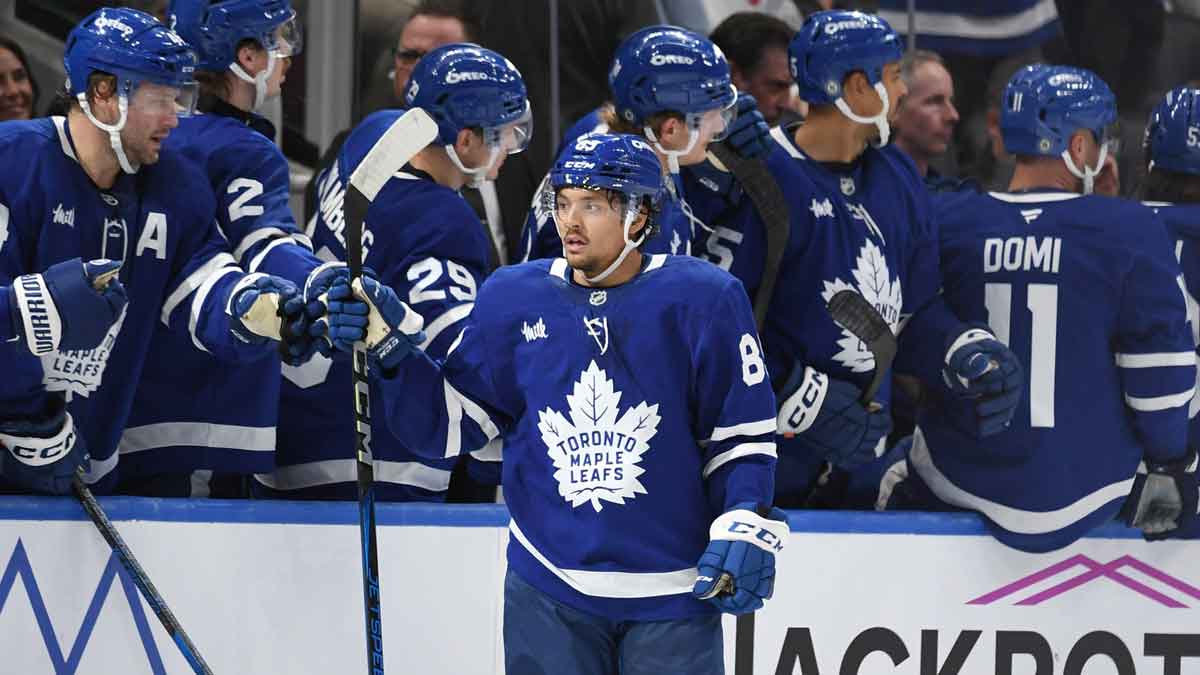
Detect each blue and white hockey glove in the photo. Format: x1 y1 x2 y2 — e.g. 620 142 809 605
776 365 891 470
1122 450 1199 541
304 263 372 353
227 273 301 345
340 275 427 372
0 402 89 495
943 324 1023 436
693 503 788 614
4 258 126 355
725 94 772 160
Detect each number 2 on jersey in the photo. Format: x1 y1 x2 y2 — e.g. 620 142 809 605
985 282 1057 427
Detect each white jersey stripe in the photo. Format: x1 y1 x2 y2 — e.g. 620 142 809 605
119 422 275 454
702 442 776 479
1114 352 1196 368
419 303 473 351
708 418 776 442
254 459 451 492
161 252 238 326
1125 389 1195 412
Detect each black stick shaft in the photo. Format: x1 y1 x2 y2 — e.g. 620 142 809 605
345 186 385 674
72 472 212 674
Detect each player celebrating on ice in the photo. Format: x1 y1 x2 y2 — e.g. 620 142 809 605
886 66 1196 551
266 43 531 500
518 24 772 269
689 11 1022 507
0 7 323 495
331 133 786 674
117 0 346 497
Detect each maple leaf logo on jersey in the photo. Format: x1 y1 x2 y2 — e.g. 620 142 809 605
42 306 128 401
821 239 902 372
538 360 660 512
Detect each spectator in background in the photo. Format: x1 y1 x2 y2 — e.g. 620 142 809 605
709 12 798 127
0 36 37 120
892 50 958 180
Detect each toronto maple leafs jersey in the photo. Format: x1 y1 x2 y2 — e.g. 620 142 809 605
913 190 1194 552
376 255 777 620
118 103 325 480
518 108 699 262
0 117 269 493
1146 201 1200 451
266 108 491 500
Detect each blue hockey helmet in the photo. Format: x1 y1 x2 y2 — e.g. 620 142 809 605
789 11 902 143
547 133 665 282
168 0 301 109
609 25 737 172
404 43 531 183
1001 65 1117 193
168 0 300 72
1145 86 1200 175
64 8 198 173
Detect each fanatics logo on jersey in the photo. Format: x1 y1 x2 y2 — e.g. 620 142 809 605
521 317 548 342
538 360 660 512
589 290 607 306
583 316 609 355
52 204 74 227
821 239 902 373
810 198 834 219
1021 208 1043 223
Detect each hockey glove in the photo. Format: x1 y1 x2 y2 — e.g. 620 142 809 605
693 503 788 614
346 276 427 372
943 324 1023 436
227 273 301 345
725 94 772 160
0 401 89 495
776 365 891 470
304 263 372 353
1122 450 1199 540
5 258 126 355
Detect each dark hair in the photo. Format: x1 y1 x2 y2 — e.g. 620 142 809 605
409 0 482 43
1141 167 1200 203
709 11 794 76
0 35 40 114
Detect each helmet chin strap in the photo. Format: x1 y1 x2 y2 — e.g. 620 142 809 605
77 92 137 174
230 51 278 110
446 144 501 188
1061 142 1108 195
644 125 699 175
834 82 892 147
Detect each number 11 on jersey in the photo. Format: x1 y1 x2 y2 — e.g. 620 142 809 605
985 282 1058 428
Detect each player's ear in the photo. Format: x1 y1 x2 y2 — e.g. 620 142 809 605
454 127 480 157
1068 129 1090 167
236 41 266 75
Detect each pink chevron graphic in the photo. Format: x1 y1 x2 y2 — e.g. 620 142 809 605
968 554 1200 608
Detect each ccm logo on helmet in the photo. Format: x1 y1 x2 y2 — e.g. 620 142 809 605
94 17 135 37
1048 73 1083 86
445 70 489 85
563 161 595 169
824 19 869 34
650 53 695 66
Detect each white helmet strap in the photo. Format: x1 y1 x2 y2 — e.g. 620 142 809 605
1061 141 1109 196
77 92 137 174
834 81 892 147
446 143 501 188
644 124 698 175
230 50 278 110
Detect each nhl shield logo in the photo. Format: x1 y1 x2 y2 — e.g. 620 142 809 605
840 177 856 196
538 361 660 512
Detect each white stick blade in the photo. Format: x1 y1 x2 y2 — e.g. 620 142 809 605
348 107 439 201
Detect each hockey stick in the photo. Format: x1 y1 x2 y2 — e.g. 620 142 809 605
343 107 439 674
72 470 213 674
826 289 898 407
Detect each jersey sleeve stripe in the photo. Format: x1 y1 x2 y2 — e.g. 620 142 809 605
119 422 275 453
1114 352 1196 368
254 458 451 492
1124 389 1196 412
247 236 297 273
161 251 238 326
469 437 503 462
708 418 776 442
702 441 776 479
418 303 474 351
188 266 241 352
232 226 288 263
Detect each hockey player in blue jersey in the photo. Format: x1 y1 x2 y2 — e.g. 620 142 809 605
331 133 785 674
0 8 320 494
886 66 1197 551
1134 85 1200 538
265 43 532 500
116 0 342 496
693 11 1022 506
518 25 771 271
